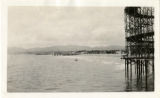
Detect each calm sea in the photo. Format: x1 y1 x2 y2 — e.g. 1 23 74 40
7 54 152 92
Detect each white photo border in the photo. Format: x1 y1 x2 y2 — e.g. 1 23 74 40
1 0 160 98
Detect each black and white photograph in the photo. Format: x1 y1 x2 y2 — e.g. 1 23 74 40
7 6 155 92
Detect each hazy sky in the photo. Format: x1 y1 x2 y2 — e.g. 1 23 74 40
8 6 125 48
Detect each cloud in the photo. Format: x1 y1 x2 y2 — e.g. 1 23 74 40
8 6 125 48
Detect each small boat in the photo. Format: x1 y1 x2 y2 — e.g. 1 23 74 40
74 58 78 61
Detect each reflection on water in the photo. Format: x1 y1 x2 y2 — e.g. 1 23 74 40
124 60 154 91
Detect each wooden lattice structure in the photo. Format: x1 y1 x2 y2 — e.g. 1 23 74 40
123 7 154 91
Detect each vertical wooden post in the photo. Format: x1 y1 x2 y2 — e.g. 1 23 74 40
130 60 132 81
145 60 148 91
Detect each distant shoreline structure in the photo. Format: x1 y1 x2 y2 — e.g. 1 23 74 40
43 50 123 56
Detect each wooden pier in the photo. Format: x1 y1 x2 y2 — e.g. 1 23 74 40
123 7 154 91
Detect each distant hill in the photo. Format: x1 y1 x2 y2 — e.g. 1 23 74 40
92 45 124 50
8 45 124 54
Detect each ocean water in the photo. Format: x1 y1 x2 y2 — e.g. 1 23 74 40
7 54 126 92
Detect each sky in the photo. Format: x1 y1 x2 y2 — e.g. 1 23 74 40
8 6 125 49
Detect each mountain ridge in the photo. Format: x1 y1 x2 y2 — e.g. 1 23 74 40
8 45 125 54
